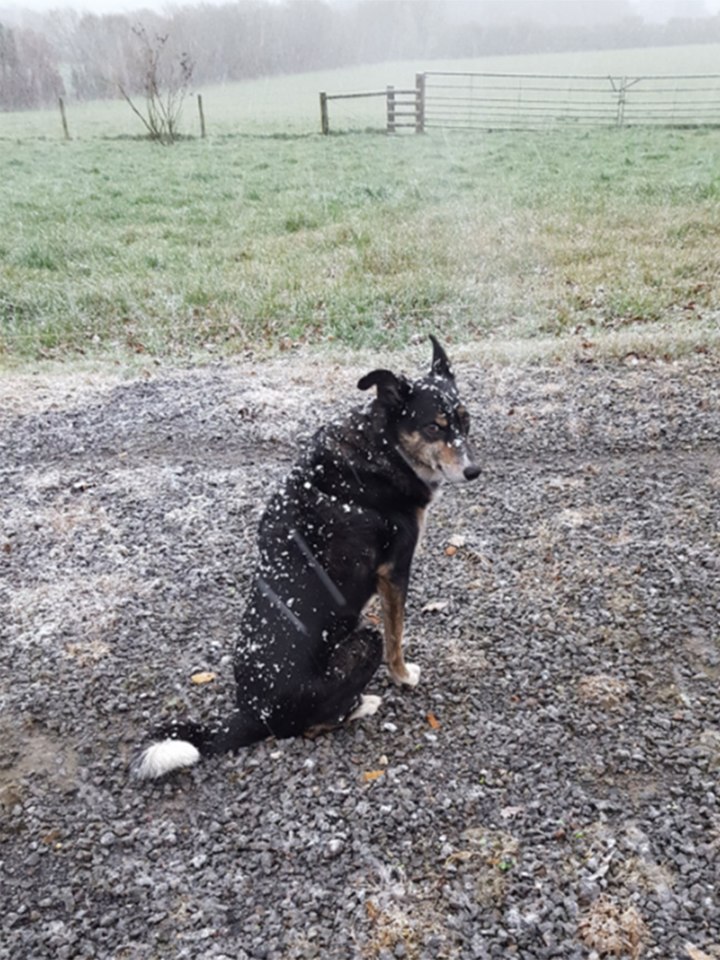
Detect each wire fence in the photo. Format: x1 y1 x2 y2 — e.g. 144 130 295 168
421 72 720 130
319 72 720 133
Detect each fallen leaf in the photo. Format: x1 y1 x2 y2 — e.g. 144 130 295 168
445 850 474 866
685 944 716 960
445 545 458 557
190 671 216 685
363 769 385 782
427 712 441 730
422 600 449 613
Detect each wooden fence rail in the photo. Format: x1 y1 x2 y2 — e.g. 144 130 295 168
319 81 423 134
320 90 386 134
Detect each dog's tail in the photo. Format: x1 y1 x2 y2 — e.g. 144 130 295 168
133 711 265 780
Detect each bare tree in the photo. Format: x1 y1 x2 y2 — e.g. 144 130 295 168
117 25 193 144
0 21 64 110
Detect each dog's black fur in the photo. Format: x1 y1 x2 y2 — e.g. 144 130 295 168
135 336 479 778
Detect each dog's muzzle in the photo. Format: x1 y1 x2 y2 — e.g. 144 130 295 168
459 440 480 481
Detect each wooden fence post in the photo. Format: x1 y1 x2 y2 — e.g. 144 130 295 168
415 73 425 133
616 77 627 126
197 94 206 138
386 86 396 134
58 97 70 141
320 92 329 134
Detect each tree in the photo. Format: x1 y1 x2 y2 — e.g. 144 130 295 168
116 24 193 144
0 21 64 110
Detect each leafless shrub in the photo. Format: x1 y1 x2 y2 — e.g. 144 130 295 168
117 25 193 144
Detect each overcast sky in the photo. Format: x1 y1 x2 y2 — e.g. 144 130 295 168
4 0 720 18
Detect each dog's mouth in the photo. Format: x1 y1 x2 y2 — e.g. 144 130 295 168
440 458 481 484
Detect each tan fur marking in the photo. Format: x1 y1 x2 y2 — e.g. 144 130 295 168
376 562 408 682
398 430 426 460
415 506 427 556
398 430 442 475
399 429 469 483
438 443 463 467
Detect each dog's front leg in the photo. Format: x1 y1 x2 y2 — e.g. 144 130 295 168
377 564 420 687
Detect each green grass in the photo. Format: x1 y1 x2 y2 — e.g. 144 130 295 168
1 49 720 364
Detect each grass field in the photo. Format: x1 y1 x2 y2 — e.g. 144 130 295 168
1 46 720 365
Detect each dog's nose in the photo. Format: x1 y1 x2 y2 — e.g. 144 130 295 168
464 464 481 481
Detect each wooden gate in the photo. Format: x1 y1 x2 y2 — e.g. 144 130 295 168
320 78 424 134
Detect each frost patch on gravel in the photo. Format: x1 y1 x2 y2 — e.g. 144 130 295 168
8 574 146 650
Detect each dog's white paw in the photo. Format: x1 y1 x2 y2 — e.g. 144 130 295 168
348 694 382 721
392 662 421 687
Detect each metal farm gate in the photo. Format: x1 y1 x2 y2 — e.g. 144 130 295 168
320 73 720 134
420 72 720 130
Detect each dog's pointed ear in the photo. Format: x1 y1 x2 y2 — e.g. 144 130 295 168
357 369 410 408
429 334 453 380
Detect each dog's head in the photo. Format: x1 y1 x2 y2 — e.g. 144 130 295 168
358 335 480 486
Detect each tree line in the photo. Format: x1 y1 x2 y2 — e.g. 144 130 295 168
2 0 720 112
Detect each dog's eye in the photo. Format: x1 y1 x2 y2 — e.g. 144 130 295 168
424 423 442 439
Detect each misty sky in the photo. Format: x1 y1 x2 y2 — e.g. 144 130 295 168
4 0 720 16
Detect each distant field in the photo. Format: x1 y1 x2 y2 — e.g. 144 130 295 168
4 44 720 139
1 47 720 364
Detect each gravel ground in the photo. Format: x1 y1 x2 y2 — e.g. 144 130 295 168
1 349 719 960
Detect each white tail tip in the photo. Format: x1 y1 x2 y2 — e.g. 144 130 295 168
133 738 201 780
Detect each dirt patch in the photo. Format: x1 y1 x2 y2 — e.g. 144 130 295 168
0 718 78 808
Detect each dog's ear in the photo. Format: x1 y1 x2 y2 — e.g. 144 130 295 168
357 369 410 409
429 334 454 380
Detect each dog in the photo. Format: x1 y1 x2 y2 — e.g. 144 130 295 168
134 336 479 778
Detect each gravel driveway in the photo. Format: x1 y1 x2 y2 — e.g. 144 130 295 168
1 349 719 960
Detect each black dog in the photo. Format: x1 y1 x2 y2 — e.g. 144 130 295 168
135 336 479 778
